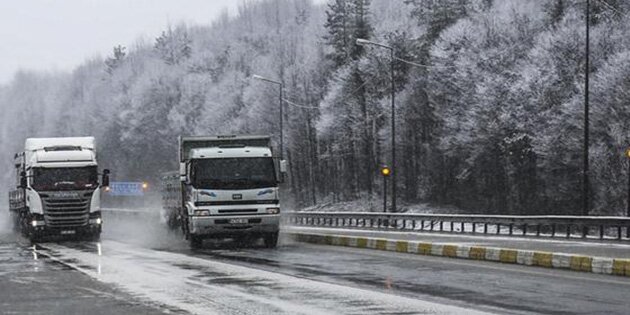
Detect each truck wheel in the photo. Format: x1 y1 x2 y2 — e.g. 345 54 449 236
88 232 101 242
263 232 279 248
19 216 30 237
29 232 41 244
189 235 203 249
167 215 180 230
182 217 190 238
10 213 20 233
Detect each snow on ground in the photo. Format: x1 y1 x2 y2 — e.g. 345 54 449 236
298 199 467 214
36 240 493 315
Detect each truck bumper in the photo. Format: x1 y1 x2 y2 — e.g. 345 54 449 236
29 212 102 238
189 214 280 238
30 224 101 237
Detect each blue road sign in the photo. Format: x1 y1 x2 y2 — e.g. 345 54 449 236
108 182 144 196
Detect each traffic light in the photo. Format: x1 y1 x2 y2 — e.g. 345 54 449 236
381 166 391 177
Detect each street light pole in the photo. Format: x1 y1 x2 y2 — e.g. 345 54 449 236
357 38 397 213
390 47 397 214
583 0 590 216
253 74 284 162
626 149 630 218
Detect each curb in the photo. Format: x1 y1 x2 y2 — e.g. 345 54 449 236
287 232 630 277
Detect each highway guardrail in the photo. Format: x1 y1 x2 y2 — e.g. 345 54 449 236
284 212 630 241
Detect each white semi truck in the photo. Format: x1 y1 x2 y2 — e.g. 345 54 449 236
161 135 285 248
8 137 110 242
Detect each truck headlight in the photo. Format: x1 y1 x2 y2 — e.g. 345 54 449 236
89 218 102 225
194 210 211 216
266 207 280 214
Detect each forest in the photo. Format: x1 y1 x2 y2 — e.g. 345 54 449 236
2 0 630 215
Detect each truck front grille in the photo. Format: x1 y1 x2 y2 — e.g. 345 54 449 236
41 193 91 227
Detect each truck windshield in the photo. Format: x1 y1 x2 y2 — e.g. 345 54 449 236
31 166 98 191
192 158 277 190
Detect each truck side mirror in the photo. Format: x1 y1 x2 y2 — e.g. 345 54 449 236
280 160 287 174
179 163 187 182
19 171 27 189
182 162 193 184
102 169 110 187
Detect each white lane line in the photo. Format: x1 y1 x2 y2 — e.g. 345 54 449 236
35 240 495 315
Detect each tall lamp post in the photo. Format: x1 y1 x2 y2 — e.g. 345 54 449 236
583 0 591 216
356 38 397 213
253 74 284 162
626 148 630 218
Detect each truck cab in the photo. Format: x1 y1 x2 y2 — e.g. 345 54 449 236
8 137 109 242
165 135 285 248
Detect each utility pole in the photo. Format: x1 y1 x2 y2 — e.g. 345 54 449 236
583 0 590 216
626 149 630 217
390 48 397 213
253 74 285 181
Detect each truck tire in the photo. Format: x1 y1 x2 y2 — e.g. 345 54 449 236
28 230 42 244
189 235 203 249
263 232 279 248
10 212 20 233
167 214 180 230
20 215 31 237
87 232 101 242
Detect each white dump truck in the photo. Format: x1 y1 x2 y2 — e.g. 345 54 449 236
8 137 110 242
161 135 285 248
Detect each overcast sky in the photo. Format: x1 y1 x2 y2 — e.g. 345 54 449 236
0 0 244 84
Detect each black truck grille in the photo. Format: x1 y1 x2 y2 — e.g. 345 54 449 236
41 193 91 227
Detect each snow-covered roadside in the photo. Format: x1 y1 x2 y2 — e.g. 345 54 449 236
297 199 468 214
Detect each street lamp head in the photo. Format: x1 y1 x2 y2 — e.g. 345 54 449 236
356 38 370 46
252 74 282 85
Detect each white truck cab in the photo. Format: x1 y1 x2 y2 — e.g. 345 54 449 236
162 135 284 248
8 137 110 242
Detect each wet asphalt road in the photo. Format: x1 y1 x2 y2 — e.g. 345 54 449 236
0 213 629 314
0 233 174 315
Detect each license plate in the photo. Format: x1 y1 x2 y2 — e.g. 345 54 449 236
229 218 248 224
60 230 76 235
